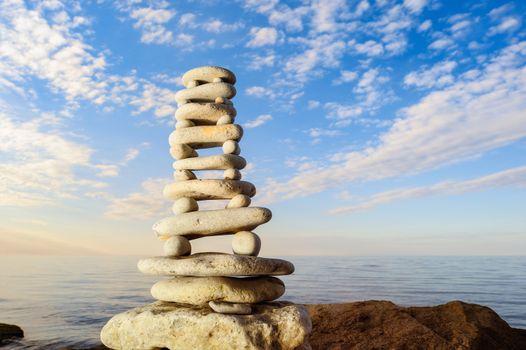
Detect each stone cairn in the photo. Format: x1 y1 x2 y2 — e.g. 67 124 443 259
101 66 311 350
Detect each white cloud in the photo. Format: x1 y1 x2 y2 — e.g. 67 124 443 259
403 0 428 14
203 19 243 33
246 27 278 47
243 114 273 128
330 166 526 214
354 0 370 17
248 52 275 70
130 82 177 118
245 86 276 99
308 100 321 109
418 19 432 32
366 4 413 55
404 60 457 89
257 41 526 204
488 17 521 36
351 40 385 57
333 70 358 85
428 36 454 50
311 0 347 33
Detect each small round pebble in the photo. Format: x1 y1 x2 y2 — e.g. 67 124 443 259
217 115 233 125
212 77 223 83
163 236 191 257
224 168 241 180
174 169 196 181
215 96 225 104
232 231 261 256
172 197 198 214
222 140 240 155
227 194 251 208
176 120 195 129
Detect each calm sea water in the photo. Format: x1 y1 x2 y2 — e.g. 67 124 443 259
0 256 525 349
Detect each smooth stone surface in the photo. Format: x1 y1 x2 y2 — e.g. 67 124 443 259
217 115 233 125
163 179 255 200
174 154 246 171
138 252 294 276
232 231 261 256
169 144 197 160
169 124 243 149
227 194 251 208
182 66 236 86
176 103 236 125
172 197 198 214
175 82 236 105
174 169 196 181
151 276 285 305
163 236 191 257
152 207 271 239
209 301 252 315
223 168 241 180
222 140 240 154
175 120 195 129
100 301 311 350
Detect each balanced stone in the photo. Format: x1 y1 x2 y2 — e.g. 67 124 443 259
163 236 191 257
100 302 312 350
174 169 196 181
172 197 198 214
170 144 197 160
138 253 294 276
224 168 241 180
182 66 236 86
175 82 236 105
163 179 255 200
209 301 252 315
217 115 234 125
222 140 240 154
175 120 195 129
176 102 236 125
173 154 246 171
232 231 261 256
227 194 251 208
151 276 285 305
169 124 243 149
152 207 271 239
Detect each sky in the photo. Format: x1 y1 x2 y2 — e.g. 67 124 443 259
0 0 525 256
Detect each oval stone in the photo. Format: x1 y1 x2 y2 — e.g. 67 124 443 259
175 82 236 105
232 231 261 256
174 154 246 171
227 194 251 208
170 144 197 160
163 179 255 200
152 207 271 239
138 252 294 276
182 66 236 86
150 276 284 305
169 124 243 149
176 103 236 125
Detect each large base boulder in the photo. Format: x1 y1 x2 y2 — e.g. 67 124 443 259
101 301 311 350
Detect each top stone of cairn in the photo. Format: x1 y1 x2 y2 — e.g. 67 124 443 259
182 66 236 86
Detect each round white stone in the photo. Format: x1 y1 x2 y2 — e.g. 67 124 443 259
227 194 251 208
232 231 261 256
217 115 233 125
187 80 198 88
224 168 241 180
222 140 240 155
176 120 195 129
163 236 191 257
212 77 223 83
172 197 198 214
215 96 225 104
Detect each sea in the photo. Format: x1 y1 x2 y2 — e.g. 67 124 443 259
0 256 525 349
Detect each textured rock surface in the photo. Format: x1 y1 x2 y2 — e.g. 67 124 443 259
209 300 252 315
175 102 236 125
100 301 311 350
151 276 284 305
163 179 255 200
173 154 246 170
169 124 243 149
0 323 24 343
306 300 526 350
175 82 236 105
153 207 271 238
182 66 236 86
138 253 294 276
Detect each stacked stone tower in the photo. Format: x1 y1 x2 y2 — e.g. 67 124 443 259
101 66 311 350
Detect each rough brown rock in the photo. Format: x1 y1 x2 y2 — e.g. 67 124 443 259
305 300 526 350
0 323 24 343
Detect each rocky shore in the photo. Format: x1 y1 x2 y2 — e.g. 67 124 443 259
2 300 525 349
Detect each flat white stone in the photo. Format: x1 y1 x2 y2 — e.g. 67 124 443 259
175 120 195 129
232 231 261 256
175 82 236 105
169 144 197 160
227 194 251 208
138 252 294 276
172 197 198 214
163 179 255 200
209 301 252 315
100 301 312 350
169 124 243 149
176 103 236 125
152 207 271 239
174 154 246 171
151 276 285 305
163 236 191 257
182 66 236 86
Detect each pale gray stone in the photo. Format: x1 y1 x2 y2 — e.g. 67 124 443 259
227 194 251 208
138 253 294 276
163 236 191 257
217 115 233 125
100 301 312 350
232 231 261 256
175 82 236 105
152 207 270 239
173 169 196 181
151 276 284 305
172 197 198 215
175 120 195 129
224 168 241 180
173 154 246 171
176 103 236 125
169 124 243 149
208 301 252 315
169 144 197 160
182 66 236 86
222 140 240 154
163 179 255 200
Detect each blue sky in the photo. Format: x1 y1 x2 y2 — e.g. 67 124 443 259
0 0 525 255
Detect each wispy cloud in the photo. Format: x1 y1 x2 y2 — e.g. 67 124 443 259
244 114 273 128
